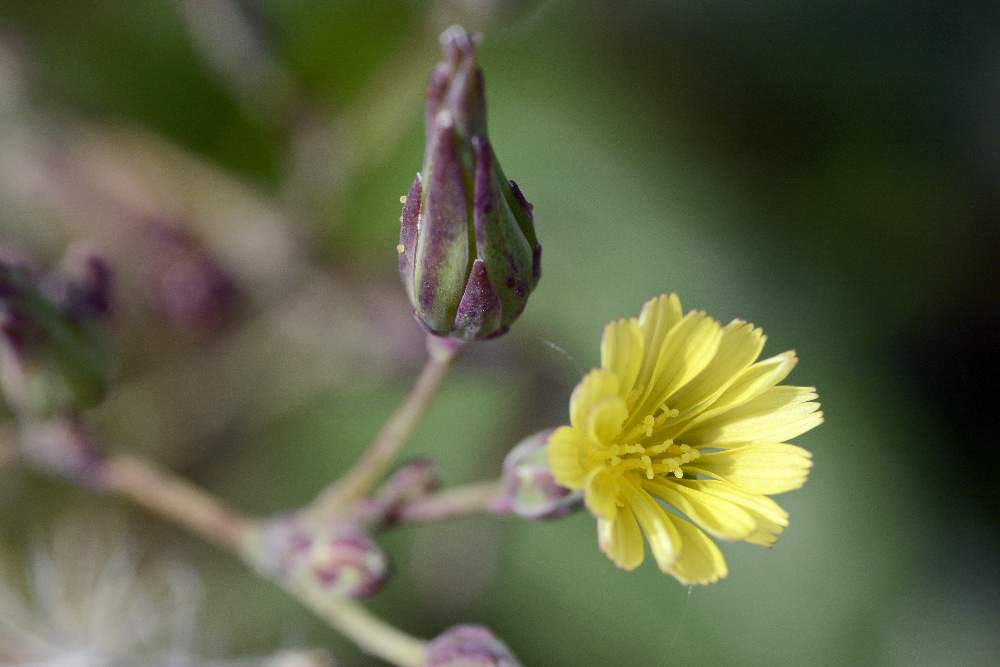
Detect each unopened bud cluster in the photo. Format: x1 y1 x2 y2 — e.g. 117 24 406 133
398 26 541 341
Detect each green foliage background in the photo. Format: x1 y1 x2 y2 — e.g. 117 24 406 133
1 1 996 665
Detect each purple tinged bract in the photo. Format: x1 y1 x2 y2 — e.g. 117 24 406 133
398 26 540 341
497 429 582 520
425 624 522 667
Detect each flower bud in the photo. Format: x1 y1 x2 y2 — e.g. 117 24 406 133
250 514 314 577
49 244 114 320
302 522 389 598
398 26 540 341
0 255 112 418
254 517 390 600
425 624 522 667
17 415 102 482
497 429 581 520
146 222 238 336
365 458 440 523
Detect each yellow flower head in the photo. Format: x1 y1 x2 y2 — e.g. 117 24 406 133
548 294 822 585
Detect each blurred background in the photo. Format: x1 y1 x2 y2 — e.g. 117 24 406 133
0 0 997 665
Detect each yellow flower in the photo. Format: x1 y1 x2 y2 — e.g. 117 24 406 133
548 294 821 585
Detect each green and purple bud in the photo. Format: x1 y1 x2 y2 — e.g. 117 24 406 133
302 521 389 598
425 625 522 667
0 250 113 418
398 26 540 341
359 458 440 525
496 429 582 520
252 517 389 600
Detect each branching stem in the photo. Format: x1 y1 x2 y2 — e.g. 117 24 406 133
391 479 503 526
309 335 464 518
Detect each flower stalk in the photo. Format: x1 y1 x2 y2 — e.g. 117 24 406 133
0 434 430 667
308 334 464 518
388 479 503 525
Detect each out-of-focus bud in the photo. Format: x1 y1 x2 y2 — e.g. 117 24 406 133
398 26 541 341
250 513 314 577
50 244 114 320
425 624 522 667
496 429 581 520
251 517 389 600
17 415 102 482
0 254 112 418
301 522 389 598
363 458 440 523
146 222 238 336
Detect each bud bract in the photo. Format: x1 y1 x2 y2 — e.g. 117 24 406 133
302 522 389 598
254 517 390 600
425 624 522 667
399 26 540 341
367 458 440 523
497 429 581 520
0 255 112 418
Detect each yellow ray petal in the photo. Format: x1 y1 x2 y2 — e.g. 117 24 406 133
664 514 729 585
677 479 789 526
668 320 765 417
569 369 620 432
584 468 621 519
691 443 814 495
685 351 799 429
601 318 644 401
684 386 822 447
547 426 592 489
677 479 789 546
644 479 756 541
619 479 679 571
636 294 683 388
586 396 629 445
628 312 722 430
598 508 644 571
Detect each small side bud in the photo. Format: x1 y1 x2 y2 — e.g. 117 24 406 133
399 26 540 342
302 522 389 598
146 222 238 336
250 514 314 577
50 244 114 320
425 625 522 667
250 517 389 600
497 429 581 520
366 459 440 524
0 253 113 418
18 415 102 482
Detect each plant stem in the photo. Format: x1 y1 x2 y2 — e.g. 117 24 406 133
99 454 252 551
286 577 426 667
310 335 463 517
64 451 427 666
392 480 503 525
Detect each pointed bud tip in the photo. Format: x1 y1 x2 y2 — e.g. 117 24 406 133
439 25 481 63
403 26 539 343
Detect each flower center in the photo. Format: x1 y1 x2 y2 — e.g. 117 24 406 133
588 438 699 480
